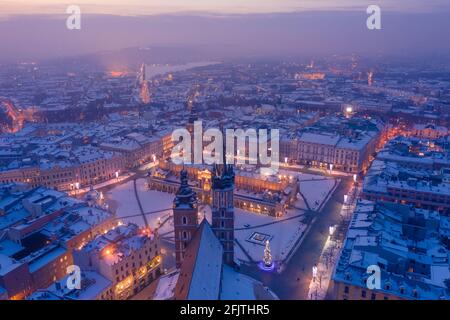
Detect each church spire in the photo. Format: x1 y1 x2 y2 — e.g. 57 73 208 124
174 169 197 209
212 126 234 190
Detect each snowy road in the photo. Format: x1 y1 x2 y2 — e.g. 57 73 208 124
238 177 352 300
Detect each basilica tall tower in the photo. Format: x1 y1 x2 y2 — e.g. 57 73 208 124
211 144 235 265
173 169 198 267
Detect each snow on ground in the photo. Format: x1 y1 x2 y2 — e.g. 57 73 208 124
152 270 179 300
135 179 174 234
106 179 174 234
278 170 328 182
279 169 338 211
106 176 319 265
198 204 307 264
67 173 132 195
300 179 337 211
233 208 306 264
105 180 142 226
293 195 307 210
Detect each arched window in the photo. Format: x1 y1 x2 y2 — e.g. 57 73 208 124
182 216 188 225
182 231 188 240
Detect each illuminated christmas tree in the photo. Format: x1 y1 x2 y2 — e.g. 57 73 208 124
263 240 273 267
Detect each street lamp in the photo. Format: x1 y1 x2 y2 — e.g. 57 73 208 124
152 154 157 163
329 163 333 174
115 171 119 180
312 265 318 282
284 157 288 164
344 194 348 204
353 174 357 184
329 225 336 237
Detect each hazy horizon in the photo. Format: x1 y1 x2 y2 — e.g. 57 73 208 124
1 0 449 16
0 3 449 63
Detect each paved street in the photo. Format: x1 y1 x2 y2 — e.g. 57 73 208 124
102 163 353 300
239 176 352 300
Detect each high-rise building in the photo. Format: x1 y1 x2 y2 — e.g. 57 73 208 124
211 143 235 265
173 169 199 267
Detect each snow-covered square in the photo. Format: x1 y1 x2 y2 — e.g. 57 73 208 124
105 171 339 266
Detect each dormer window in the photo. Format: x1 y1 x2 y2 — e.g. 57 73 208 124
385 282 391 291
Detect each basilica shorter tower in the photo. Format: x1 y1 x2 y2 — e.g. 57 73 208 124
173 169 199 267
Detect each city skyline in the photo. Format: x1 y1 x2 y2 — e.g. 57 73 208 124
1 10 450 63
0 0 449 307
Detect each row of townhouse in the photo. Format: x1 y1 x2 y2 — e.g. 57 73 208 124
0 184 116 299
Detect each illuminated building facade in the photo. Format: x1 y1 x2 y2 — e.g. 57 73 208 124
73 223 162 300
148 160 297 217
0 184 116 300
296 115 384 173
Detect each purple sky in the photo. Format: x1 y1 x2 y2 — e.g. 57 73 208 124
2 1 449 15
0 2 449 62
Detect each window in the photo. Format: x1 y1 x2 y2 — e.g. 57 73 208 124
182 216 187 225
182 231 188 240
361 290 366 298
344 286 349 294
371 293 376 300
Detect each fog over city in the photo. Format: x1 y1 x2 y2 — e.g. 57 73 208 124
0 0 450 307
0 4 449 62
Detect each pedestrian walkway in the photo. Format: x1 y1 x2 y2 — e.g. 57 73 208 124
133 178 149 227
307 236 341 300
66 173 132 196
306 182 361 300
